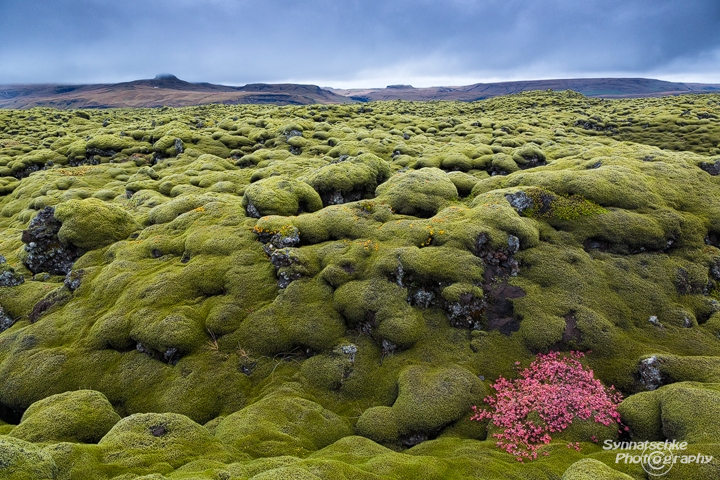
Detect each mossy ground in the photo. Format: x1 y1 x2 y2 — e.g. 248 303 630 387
1 92 720 478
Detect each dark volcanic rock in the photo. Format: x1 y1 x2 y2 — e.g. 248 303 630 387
710 258 720 281
699 160 720 176
21 207 81 275
28 287 72 323
0 257 24 287
0 306 14 333
474 233 520 278
445 294 486 330
64 269 85 291
639 356 665 390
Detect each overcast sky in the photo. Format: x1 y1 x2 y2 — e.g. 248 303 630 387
1 0 719 88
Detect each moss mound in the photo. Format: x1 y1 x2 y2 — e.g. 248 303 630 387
619 381 720 443
98 412 232 468
302 153 391 205
242 176 323 217
215 394 352 458
375 168 458 216
356 365 484 445
54 198 140 250
9 389 120 443
0 436 57 479
561 458 634 480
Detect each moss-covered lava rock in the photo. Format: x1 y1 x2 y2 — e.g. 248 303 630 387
9 389 121 443
1 91 720 478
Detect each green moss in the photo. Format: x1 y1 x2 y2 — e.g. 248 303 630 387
440 153 473 172
333 279 425 348
446 171 481 196
248 466 323 480
619 382 720 444
658 382 720 443
561 458 634 480
54 198 140 250
355 407 400 444
1 94 720 479
0 436 58 479
302 154 390 204
235 277 345 355
375 168 458 217
356 365 484 444
215 395 352 458
9 390 120 443
519 187 608 221
86 134 140 155
242 176 323 217
617 391 663 440
98 412 233 469
512 145 546 168
489 153 519 174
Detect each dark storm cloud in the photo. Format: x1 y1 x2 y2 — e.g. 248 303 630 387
1 0 719 86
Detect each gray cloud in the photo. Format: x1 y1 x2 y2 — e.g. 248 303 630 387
1 0 719 87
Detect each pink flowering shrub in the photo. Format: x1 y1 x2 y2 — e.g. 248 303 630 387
471 351 624 461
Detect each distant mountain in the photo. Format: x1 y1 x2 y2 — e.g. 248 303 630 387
1 76 718 109
329 78 720 102
0 75 353 109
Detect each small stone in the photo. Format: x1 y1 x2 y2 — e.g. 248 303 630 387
381 339 398 357
264 226 300 249
341 344 358 364
269 248 295 268
507 235 520 254
401 432 428 447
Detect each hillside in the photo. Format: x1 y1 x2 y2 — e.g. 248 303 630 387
0 75 353 109
331 77 720 101
2 76 720 110
1 92 720 479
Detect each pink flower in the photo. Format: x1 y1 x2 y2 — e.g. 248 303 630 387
471 351 624 461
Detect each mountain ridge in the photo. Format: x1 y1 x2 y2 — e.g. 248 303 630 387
1 75 719 109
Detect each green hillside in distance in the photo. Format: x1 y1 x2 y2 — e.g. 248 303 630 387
1 91 720 479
